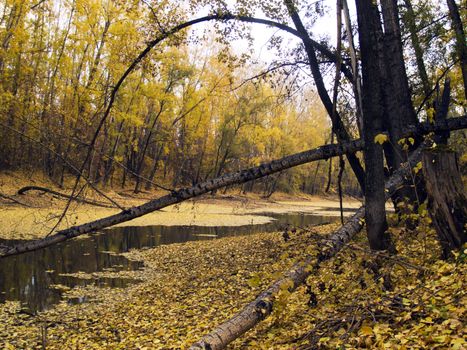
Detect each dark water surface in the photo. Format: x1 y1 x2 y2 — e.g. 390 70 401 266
0 211 346 312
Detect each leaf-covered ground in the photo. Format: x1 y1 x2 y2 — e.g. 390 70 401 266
0 222 465 349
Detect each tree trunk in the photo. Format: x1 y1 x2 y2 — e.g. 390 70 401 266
103 121 125 187
381 0 419 166
325 132 334 192
422 149 467 258
310 160 322 194
342 0 364 136
380 0 424 210
446 0 467 99
0 139 363 258
356 0 391 250
144 144 164 190
1 117 465 258
190 207 366 350
284 0 367 192
402 0 431 97
134 105 164 193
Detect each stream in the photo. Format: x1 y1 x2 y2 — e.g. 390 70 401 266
0 210 351 313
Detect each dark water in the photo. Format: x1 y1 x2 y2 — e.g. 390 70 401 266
0 211 344 313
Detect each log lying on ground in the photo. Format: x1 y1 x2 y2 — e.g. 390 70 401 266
189 141 429 350
17 186 116 209
0 117 465 259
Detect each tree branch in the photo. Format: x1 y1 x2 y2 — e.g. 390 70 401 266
55 12 356 236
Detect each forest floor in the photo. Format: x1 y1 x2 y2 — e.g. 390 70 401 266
0 220 465 349
0 171 465 349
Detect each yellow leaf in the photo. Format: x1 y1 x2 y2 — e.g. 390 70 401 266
413 161 422 174
374 133 389 145
451 337 466 350
247 275 261 288
421 317 433 324
360 325 373 336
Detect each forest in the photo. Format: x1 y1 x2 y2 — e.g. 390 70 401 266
0 0 466 348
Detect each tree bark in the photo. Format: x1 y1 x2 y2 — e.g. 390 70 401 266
446 0 467 99
422 149 467 258
356 0 391 250
380 0 425 211
189 139 430 350
381 0 419 170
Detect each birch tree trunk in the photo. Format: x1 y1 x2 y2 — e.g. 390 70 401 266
0 139 363 258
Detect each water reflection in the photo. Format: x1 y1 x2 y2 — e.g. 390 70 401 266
0 211 345 312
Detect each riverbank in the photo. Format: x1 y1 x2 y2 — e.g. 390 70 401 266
0 171 362 240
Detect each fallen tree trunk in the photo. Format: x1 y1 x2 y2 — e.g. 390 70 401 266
0 117 465 258
17 186 116 208
0 140 362 258
189 140 429 350
189 207 365 350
